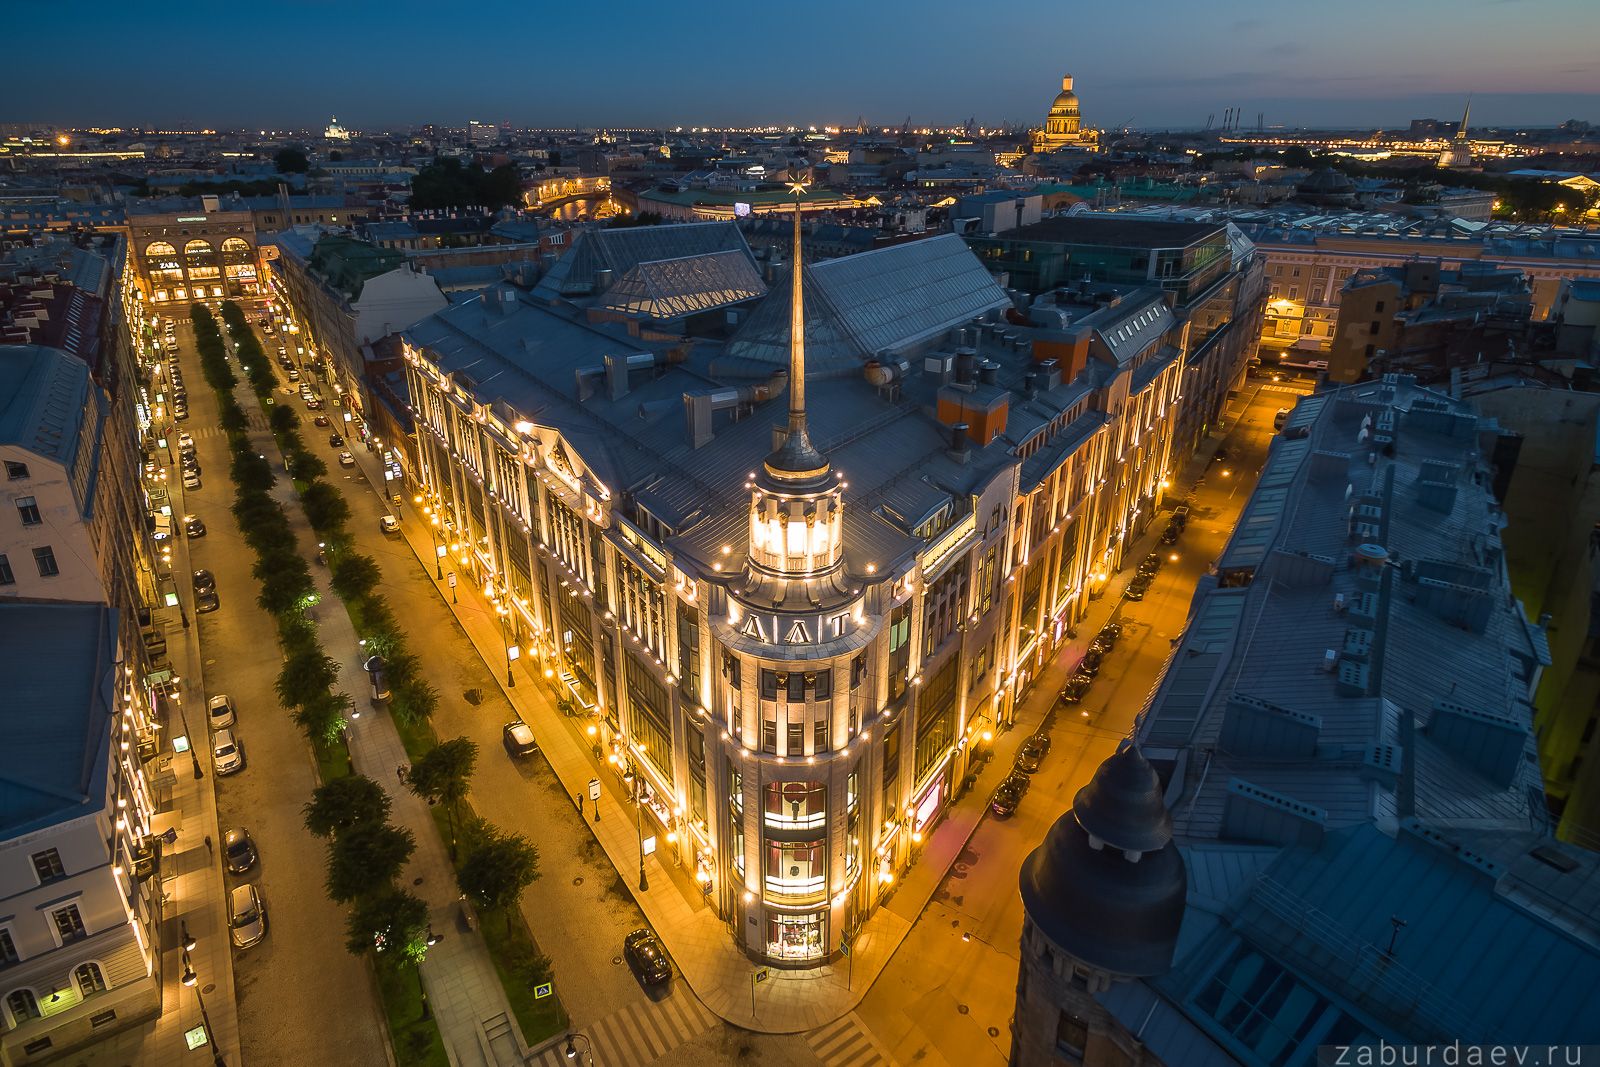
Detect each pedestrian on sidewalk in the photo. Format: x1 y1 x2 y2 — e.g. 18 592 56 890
203 835 213 858
397 763 408 785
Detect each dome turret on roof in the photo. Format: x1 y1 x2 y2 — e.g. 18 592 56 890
1019 744 1187 977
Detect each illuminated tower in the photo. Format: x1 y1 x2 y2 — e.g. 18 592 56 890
1439 96 1475 169
712 174 884 964
1035 74 1095 152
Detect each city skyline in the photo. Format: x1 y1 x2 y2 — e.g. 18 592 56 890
6 0 1600 130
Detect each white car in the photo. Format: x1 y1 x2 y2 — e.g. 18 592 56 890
212 729 244 775
338 451 355 468
379 515 401 535
228 883 267 949
178 432 195 450
183 470 202 490
207 694 236 730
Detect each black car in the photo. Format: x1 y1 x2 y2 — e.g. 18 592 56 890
185 516 206 538
1080 647 1105 673
502 721 537 758
1138 553 1163 576
1160 522 1180 545
623 928 672 985
195 590 221 613
193 568 216 594
1124 581 1149 602
224 827 258 874
1095 621 1123 647
174 407 190 421
991 772 1029 817
328 432 344 447
1059 671 1093 704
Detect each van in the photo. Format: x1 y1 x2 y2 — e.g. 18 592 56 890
1274 408 1290 431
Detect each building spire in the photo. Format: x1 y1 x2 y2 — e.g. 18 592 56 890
762 169 829 484
1457 95 1471 140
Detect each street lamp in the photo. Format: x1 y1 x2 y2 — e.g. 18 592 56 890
180 946 228 1067
172 684 203 780
625 754 649 892
495 602 516 688
563 1033 593 1063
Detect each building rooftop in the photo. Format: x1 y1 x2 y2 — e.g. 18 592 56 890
0 343 94 467
1115 375 1599 1059
0 600 116 837
999 215 1223 248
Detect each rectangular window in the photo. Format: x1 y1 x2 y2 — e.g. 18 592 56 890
1374 301 1385 313
1369 321 1381 335
32 849 66 884
723 652 740 690
15 496 41 525
0 926 18 966
814 716 830 754
0 554 12 585
882 722 901 798
851 654 866 689
33 546 59 577
624 653 672 780
812 669 831 701
760 669 779 701
90 1010 118 1028
787 671 806 702
786 718 804 757
1056 1011 1088 1059
53 904 87 944
761 715 777 754
4 461 27 480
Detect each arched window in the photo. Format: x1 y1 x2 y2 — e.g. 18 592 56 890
183 239 214 256
75 962 108 997
5 988 40 1025
145 241 177 257
221 237 250 252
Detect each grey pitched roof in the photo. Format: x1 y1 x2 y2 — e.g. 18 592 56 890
599 250 767 322
0 344 92 466
533 221 755 299
0 601 116 836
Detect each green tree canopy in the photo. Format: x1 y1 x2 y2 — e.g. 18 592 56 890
275 146 310 173
457 828 540 931
344 887 429 960
304 775 392 837
408 736 478 850
326 822 416 902
411 157 523 210
332 553 384 603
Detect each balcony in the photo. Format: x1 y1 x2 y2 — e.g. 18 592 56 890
763 873 827 904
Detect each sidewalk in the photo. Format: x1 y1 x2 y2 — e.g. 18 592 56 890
245 377 531 1067
337 425 1212 1036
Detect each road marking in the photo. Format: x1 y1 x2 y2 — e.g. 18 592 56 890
806 1012 894 1067
528 990 716 1066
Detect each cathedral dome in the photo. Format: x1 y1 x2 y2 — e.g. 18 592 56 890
1018 745 1187 978
1049 90 1080 117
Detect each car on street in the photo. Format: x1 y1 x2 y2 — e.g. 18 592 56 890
502 721 538 758
623 928 672 985
1275 407 1291 430
185 515 206 538
228 883 267 948
380 515 401 535
991 772 1029 818
1124 578 1149 602
196 590 221 613
182 470 202 490
193 568 216 594
1059 670 1094 704
1015 735 1048 773
223 827 258 874
207 693 236 730
328 432 344 447
287 368 300 382
178 431 194 450
1079 646 1104 674
338 451 355 468
212 728 244 775
1138 553 1163 577
305 397 322 410
313 414 330 427
1097 621 1123 646
174 408 190 421
1160 522 1180 545
277 356 293 370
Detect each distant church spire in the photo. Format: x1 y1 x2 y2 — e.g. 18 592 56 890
1457 95 1471 140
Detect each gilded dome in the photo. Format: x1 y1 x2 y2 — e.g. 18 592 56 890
1050 90 1080 117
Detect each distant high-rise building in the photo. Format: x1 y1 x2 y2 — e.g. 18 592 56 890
469 120 497 148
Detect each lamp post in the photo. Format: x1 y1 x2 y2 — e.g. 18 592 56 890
181 948 227 1067
172 682 202 780
563 1033 594 1064
423 508 445 580
495 602 516 688
628 756 649 892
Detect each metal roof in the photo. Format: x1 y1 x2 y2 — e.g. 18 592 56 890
599 250 767 322
533 221 755 299
0 343 92 467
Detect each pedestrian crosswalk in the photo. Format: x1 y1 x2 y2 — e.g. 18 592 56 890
528 990 717 1067
805 1012 893 1067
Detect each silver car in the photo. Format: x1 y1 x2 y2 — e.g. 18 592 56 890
229 883 267 948
212 728 244 775
207 694 236 730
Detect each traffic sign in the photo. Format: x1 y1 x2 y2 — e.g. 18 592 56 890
447 572 457 589
588 778 601 802
533 982 553 1000
753 968 771 985
839 940 851 958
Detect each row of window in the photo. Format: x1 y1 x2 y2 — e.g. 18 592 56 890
0 548 57 582
3 962 110 1029
0 902 88 973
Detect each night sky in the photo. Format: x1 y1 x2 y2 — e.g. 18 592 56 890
10 0 1598 130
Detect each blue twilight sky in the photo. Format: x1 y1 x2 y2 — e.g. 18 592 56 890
7 0 1598 130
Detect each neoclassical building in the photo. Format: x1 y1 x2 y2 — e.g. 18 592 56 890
1033 75 1098 153
401 211 1191 964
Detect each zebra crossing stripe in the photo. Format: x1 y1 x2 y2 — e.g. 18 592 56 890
806 1013 891 1067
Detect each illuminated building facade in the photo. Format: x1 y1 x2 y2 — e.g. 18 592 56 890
1032 75 1097 153
400 213 1185 965
126 206 258 305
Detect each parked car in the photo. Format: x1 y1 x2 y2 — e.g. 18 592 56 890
223 827 258 874
1080 647 1104 673
1059 670 1094 704
1171 504 1190 528
380 515 401 535
1160 522 1180 545
502 721 538 758
313 414 330 428
287 368 300 382
196 590 220 613
185 515 206 538
183 470 202 490
177 431 195 450
1138 553 1163 576
1124 579 1149 602
212 728 244 775
305 397 322 410
207 693 236 730
338 451 355 468
623 928 672 985
1274 407 1291 430
228 883 267 948
1015 734 1048 773
328 432 344 447
991 772 1029 818
193 568 216 594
